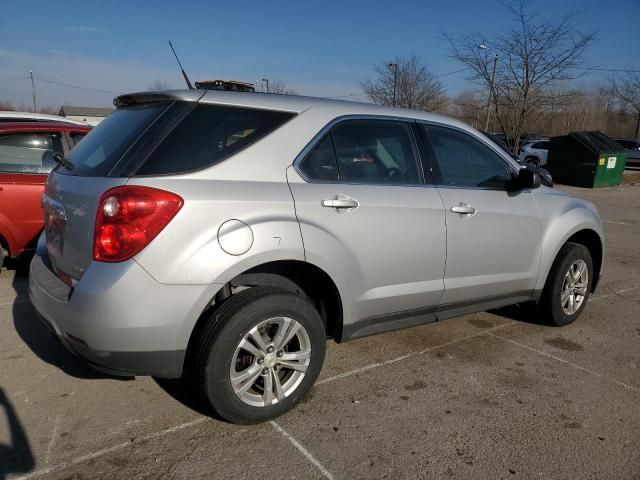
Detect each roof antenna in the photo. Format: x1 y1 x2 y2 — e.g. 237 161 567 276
168 40 194 90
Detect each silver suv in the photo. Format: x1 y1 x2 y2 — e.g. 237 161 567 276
29 90 604 424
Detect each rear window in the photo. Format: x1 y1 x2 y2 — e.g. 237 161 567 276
60 103 168 176
135 104 295 176
0 131 63 174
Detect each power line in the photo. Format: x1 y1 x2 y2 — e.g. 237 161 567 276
34 77 121 94
435 67 469 78
572 66 640 74
0 77 26 84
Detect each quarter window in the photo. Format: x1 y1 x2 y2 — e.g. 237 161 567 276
424 125 513 189
137 104 295 175
0 131 63 173
298 135 339 181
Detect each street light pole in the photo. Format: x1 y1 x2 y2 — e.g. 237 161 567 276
388 63 398 107
29 70 36 112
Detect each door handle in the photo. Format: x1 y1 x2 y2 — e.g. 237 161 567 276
450 203 477 215
321 196 359 210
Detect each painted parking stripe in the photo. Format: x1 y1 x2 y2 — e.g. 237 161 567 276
270 421 335 480
484 331 638 393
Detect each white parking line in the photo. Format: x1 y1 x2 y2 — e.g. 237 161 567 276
484 332 638 393
317 321 516 386
270 421 335 480
603 220 635 226
9 417 208 480
590 285 638 301
44 415 61 465
0 298 28 308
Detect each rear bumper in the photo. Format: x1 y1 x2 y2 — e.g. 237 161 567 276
28 247 213 378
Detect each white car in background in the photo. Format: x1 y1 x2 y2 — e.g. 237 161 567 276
0 111 90 126
519 140 550 166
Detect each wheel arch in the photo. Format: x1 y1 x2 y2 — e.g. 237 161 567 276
565 229 603 292
538 225 604 296
183 259 344 376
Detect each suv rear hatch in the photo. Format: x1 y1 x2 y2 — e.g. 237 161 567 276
42 95 189 281
43 90 296 281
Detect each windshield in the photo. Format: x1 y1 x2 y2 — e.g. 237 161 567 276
58 103 169 176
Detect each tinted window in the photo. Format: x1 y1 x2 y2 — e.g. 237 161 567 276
330 121 421 185
424 125 512 189
61 103 168 176
69 132 87 146
137 104 295 175
298 135 339 181
0 131 63 173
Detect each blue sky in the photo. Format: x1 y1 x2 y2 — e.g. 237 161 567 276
1 0 638 108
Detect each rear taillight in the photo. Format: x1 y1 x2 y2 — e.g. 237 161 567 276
94 186 183 262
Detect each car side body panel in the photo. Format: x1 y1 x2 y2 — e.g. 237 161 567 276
532 187 604 294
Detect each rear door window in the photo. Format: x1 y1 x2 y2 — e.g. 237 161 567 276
136 104 295 176
0 131 63 173
60 103 169 176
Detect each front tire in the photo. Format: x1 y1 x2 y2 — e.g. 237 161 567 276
539 242 593 326
193 287 326 424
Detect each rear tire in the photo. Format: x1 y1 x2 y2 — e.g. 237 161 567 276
193 286 326 424
538 242 593 326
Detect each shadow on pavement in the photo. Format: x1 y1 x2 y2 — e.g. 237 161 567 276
0 386 35 479
489 302 555 326
153 377 223 421
10 256 128 380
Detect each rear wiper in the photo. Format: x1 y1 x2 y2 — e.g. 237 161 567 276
53 152 74 170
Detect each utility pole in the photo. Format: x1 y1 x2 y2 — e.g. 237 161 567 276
388 63 398 107
29 70 36 112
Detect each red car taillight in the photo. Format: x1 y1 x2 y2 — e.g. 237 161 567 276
94 186 183 262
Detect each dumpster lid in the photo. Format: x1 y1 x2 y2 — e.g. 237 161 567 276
564 131 626 154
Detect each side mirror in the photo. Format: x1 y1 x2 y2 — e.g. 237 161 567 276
513 166 541 189
539 167 553 187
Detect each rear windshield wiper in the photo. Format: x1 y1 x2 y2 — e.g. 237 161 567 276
53 152 74 170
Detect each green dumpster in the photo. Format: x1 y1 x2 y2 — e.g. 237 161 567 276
546 131 627 188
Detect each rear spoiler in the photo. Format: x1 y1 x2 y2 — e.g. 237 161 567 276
113 90 205 108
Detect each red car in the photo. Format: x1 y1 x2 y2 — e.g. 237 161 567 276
0 121 91 266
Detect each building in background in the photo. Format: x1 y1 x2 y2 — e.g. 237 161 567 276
58 106 114 126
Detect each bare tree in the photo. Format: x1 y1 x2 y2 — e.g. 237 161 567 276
445 0 596 153
452 90 485 129
38 105 58 115
0 99 16 111
361 55 448 113
264 79 297 95
148 79 172 91
608 73 640 137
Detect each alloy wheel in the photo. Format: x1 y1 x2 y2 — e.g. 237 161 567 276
560 259 589 315
229 317 311 407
